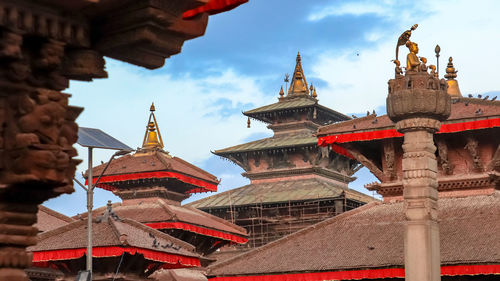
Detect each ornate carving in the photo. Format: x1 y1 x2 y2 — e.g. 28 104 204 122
344 144 385 181
383 140 396 180
0 26 83 281
487 144 500 172
464 137 483 172
437 139 454 174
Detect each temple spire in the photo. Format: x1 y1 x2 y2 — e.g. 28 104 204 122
142 103 164 149
444 57 462 97
287 51 309 96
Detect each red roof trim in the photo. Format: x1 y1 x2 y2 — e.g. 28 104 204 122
318 117 500 146
183 0 248 19
32 246 200 267
86 171 218 193
209 264 500 281
145 222 248 244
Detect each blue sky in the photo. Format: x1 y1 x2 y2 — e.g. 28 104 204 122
45 0 500 215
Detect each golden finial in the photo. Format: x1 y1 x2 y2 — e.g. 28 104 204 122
288 52 309 96
247 117 251 128
444 57 462 97
312 87 317 98
444 57 457 79
309 83 314 94
142 104 164 149
279 86 285 101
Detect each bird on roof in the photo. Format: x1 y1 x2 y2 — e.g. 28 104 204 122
483 96 489 100
468 94 473 98
478 94 482 98
492 96 497 101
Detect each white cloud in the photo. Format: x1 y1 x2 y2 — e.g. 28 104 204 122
310 0 500 114
308 2 387 21
70 60 270 173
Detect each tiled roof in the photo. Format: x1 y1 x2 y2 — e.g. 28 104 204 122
76 198 247 237
87 150 218 185
244 97 350 121
151 268 208 281
35 206 75 232
208 192 500 276
318 97 500 136
214 134 317 154
30 216 199 259
188 178 376 209
244 98 316 114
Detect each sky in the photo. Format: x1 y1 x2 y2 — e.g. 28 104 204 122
44 0 500 215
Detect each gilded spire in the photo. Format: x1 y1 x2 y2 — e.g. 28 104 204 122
278 85 285 101
312 87 317 98
142 103 164 149
288 51 309 96
444 57 462 97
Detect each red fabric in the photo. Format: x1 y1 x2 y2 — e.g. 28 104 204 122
331 144 355 159
145 222 248 244
209 264 500 281
32 246 200 267
183 0 248 19
85 171 218 193
318 117 500 146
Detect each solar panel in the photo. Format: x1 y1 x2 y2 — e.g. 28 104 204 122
77 127 133 151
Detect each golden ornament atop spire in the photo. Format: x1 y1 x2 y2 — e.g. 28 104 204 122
444 57 462 97
288 51 309 96
278 85 285 101
312 87 317 98
142 103 164 149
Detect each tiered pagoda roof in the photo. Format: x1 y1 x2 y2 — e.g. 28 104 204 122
241 52 349 128
88 106 219 194
85 105 248 253
189 178 375 209
30 203 204 279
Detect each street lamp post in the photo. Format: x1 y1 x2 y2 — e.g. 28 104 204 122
76 127 133 279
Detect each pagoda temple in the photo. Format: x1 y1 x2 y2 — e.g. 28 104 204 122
83 105 248 255
189 53 376 251
29 202 205 281
206 28 500 281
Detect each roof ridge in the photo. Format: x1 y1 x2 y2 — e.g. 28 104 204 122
317 114 377 136
122 218 198 253
35 219 87 243
208 201 380 271
38 205 75 223
457 97 500 106
157 199 177 220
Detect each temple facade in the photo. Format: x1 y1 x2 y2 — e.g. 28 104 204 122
189 54 376 251
27 106 248 280
206 28 500 281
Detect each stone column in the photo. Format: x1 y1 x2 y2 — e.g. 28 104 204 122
387 71 451 281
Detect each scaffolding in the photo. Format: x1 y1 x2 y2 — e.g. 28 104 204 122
207 196 364 248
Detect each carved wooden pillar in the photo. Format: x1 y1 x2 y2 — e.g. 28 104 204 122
387 70 450 281
0 0 215 280
0 28 96 280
